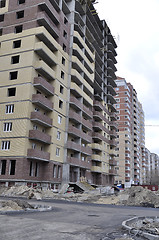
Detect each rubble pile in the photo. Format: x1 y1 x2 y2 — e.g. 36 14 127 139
97 186 159 208
0 185 159 208
129 217 159 236
0 199 34 211
123 186 159 207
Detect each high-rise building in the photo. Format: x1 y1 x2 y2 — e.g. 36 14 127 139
0 0 117 189
150 153 159 184
145 148 151 184
114 77 145 187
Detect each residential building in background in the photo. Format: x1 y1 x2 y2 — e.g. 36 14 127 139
114 77 146 187
145 148 151 184
0 0 117 189
150 153 159 184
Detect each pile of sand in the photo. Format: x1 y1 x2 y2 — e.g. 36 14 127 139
0 199 34 211
97 186 159 208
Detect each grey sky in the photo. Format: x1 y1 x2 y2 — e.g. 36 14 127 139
96 0 159 154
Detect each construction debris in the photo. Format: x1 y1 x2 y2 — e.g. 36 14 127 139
0 185 159 208
0 199 34 211
96 186 159 208
130 217 159 235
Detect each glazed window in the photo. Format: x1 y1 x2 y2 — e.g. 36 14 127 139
56 148 60 156
58 115 62 124
5 104 14 114
1 141 10 150
57 131 61 140
3 122 12 132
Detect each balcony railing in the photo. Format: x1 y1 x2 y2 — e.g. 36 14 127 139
67 157 91 169
27 149 50 162
33 77 54 95
109 169 117 175
68 126 92 143
29 130 51 144
32 94 53 111
30 111 52 127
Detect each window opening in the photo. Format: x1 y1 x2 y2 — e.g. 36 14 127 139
13 40 21 48
10 71 18 80
8 88 16 97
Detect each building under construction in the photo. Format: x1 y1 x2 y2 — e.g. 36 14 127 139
0 0 117 190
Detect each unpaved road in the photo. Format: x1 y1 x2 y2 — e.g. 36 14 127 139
0 198 159 240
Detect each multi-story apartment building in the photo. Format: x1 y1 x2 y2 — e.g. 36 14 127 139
0 0 117 189
138 102 146 184
145 148 151 184
150 153 159 184
114 77 145 187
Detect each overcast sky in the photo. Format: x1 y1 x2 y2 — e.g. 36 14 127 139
96 0 159 155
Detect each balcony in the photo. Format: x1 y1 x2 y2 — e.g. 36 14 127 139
91 166 102 173
81 145 92 155
30 112 52 127
109 169 117 175
109 149 117 156
83 105 93 119
69 110 82 123
109 139 117 146
29 130 51 144
37 0 60 24
109 112 117 121
109 159 117 166
35 60 55 81
32 94 53 111
109 121 118 129
71 82 93 106
66 141 81 152
91 143 102 151
93 110 103 121
35 42 57 67
37 12 59 39
109 129 117 138
68 126 92 143
92 132 110 144
93 100 103 111
27 149 50 162
82 118 92 131
36 26 58 52
70 96 83 110
67 157 90 169
33 77 54 95
92 154 102 162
